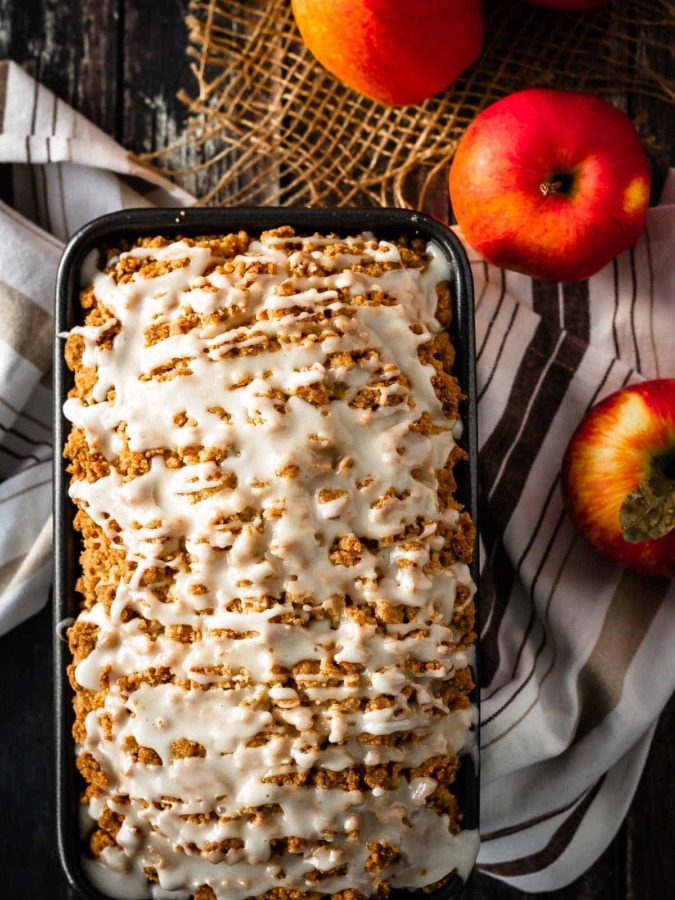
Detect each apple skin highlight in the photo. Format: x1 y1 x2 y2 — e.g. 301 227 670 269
291 0 484 106
449 89 650 282
562 380 675 578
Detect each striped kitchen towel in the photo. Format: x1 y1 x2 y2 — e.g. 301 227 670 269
1 59 674 892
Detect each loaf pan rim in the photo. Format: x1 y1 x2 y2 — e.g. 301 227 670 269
53 206 480 900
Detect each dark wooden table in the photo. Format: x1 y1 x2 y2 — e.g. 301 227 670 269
1 1 673 897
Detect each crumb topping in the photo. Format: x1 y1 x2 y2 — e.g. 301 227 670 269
64 229 477 900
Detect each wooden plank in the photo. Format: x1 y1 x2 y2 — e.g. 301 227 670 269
119 0 284 205
625 692 675 898
120 0 192 154
0 0 119 134
0 604 75 898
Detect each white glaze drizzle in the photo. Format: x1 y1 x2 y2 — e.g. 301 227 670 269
65 231 478 899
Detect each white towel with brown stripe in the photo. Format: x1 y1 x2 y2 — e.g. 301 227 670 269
0 59 673 892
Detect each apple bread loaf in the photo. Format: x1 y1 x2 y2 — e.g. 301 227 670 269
63 226 478 900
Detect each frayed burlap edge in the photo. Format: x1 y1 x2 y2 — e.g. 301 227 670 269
134 0 675 210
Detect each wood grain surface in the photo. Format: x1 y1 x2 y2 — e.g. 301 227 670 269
0 1 673 897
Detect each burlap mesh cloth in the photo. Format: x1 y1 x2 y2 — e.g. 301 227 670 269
136 0 675 210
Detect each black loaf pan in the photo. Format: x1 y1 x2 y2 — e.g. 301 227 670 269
54 207 480 900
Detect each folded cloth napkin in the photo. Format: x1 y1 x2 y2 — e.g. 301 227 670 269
1 59 674 892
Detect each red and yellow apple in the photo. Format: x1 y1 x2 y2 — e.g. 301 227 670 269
562 380 675 577
291 0 484 106
449 88 650 282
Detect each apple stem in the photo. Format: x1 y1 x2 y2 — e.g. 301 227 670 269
540 180 563 197
619 449 675 543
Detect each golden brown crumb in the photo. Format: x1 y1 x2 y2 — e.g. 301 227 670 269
365 842 401 874
170 739 207 760
435 281 453 328
123 736 162 766
166 624 200 643
76 751 107 798
329 534 365 567
193 886 217 900
68 620 99 661
318 489 348 503
89 827 117 857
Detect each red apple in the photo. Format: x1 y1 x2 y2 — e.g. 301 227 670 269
562 380 675 578
525 1 609 8
291 0 484 106
449 89 650 282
